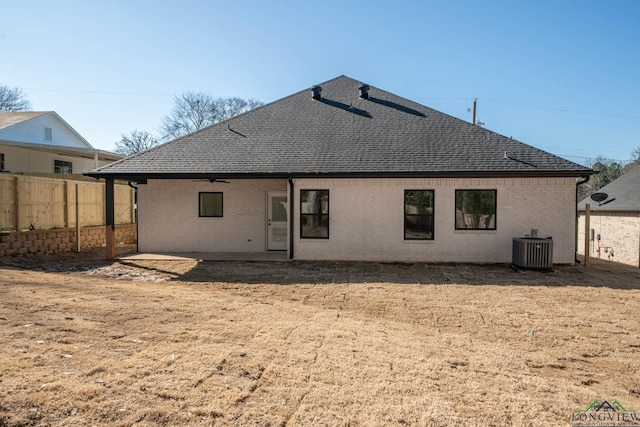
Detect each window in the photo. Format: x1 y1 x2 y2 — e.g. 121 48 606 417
54 160 72 174
455 190 496 230
199 192 223 217
300 190 329 238
404 190 434 240
44 127 53 142
0 153 4 171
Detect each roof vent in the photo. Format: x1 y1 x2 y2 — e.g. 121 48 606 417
358 84 370 99
311 85 322 100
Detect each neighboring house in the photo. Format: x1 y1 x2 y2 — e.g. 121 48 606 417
87 76 593 263
0 111 121 175
577 164 640 267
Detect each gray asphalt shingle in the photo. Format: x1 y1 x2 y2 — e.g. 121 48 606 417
88 76 592 179
578 164 640 211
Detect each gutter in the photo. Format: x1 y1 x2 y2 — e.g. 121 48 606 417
575 175 591 263
84 169 596 182
288 177 294 260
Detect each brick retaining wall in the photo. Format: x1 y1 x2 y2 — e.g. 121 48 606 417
0 224 136 257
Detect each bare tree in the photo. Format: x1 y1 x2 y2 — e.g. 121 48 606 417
115 130 160 156
160 92 263 140
0 84 32 111
622 146 640 173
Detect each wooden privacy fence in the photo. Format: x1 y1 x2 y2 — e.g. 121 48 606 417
0 174 135 232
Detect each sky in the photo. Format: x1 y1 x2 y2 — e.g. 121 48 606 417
1 1 639 166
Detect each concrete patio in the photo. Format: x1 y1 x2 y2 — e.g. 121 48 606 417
120 251 289 262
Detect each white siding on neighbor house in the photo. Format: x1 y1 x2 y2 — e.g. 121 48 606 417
0 114 92 148
137 179 287 253
293 177 577 263
577 211 640 267
138 176 577 264
0 145 110 174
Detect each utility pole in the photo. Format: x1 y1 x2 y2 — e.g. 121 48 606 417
472 98 477 125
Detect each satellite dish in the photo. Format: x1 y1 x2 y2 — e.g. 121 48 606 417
590 193 608 203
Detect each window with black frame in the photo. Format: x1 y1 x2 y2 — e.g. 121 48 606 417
300 190 329 238
199 192 223 217
404 190 434 240
455 189 496 230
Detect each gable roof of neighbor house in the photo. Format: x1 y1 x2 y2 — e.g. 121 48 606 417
0 111 122 163
86 75 593 181
0 111 52 130
0 111 93 148
578 164 640 211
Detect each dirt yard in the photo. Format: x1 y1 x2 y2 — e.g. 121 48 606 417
1 247 640 426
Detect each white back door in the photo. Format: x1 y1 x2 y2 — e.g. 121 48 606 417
267 192 287 251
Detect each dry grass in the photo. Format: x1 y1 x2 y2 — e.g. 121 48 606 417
1 248 640 426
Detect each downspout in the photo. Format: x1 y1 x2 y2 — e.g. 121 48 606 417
288 177 294 260
128 181 139 253
575 175 591 263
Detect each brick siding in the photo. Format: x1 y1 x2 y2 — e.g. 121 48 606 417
577 211 640 267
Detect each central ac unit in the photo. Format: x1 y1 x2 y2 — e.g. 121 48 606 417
512 237 553 271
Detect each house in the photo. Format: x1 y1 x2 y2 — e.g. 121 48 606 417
86 76 593 263
577 164 640 267
0 111 121 175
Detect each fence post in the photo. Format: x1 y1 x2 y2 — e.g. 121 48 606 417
13 176 20 232
63 180 70 229
75 183 80 253
105 178 115 259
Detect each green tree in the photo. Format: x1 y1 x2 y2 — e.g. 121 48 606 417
578 156 623 200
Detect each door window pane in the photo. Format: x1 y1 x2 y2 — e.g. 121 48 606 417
272 196 287 222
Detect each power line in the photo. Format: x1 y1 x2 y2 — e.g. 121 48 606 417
553 153 628 163
413 96 640 120
20 87 279 101
22 87 175 97
22 86 640 120
479 98 640 120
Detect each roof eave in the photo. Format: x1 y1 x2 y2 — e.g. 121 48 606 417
84 169 595 181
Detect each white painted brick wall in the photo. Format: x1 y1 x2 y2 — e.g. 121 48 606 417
138 177 578 263
138 179 286 252
293 177 577 263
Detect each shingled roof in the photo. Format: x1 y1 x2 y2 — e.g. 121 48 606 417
87 75 593 180
0 111 51 130
578 164 640 211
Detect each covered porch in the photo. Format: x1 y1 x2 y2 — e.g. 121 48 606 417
102 177 292 260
